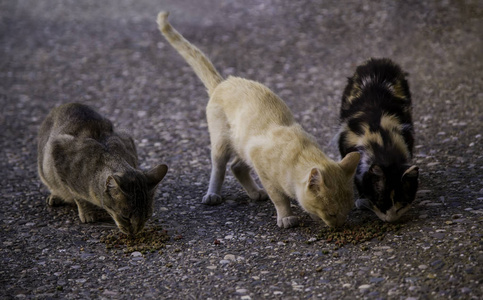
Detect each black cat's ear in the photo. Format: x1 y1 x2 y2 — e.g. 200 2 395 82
369 164 384 178
369 164 385 192
145 164 168 191
402 165 419 181
308 168 323 192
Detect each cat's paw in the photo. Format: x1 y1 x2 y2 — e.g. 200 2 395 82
78 211 97 223
46 195 64 206
248 189 269 202
277 216 300 228
202 193 223 205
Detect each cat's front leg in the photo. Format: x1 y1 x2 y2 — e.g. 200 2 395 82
74 199 100 223
265 187 299 228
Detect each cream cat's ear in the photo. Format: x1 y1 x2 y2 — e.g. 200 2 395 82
339 152 360 178
308 168 323 192
145 164 168 191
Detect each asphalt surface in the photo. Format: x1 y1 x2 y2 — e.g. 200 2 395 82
1 0 482 299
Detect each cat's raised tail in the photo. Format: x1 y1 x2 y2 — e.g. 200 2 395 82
157 11 223 96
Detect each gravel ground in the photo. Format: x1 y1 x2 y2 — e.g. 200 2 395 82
1 0 482 299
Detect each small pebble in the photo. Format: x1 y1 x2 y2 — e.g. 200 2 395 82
131 251 142 257
224 254 236 261
358 284 371 292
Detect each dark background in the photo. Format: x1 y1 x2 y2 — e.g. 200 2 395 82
1 0 482 299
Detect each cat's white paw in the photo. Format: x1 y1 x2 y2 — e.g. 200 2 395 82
202 193 223 205
277 216 300 228
248 189 269 201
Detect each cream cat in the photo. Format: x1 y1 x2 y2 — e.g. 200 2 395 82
157 12 360 228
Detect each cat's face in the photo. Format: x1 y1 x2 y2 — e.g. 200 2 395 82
104 164 168 235
301 152 360 227
304 178 355 228
360 164 418 222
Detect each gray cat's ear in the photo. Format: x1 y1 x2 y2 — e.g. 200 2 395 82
308 168 323 192
105 175 124 203
105 175 121 192
339 151 360 178
145 164 168 191
402 165 419 180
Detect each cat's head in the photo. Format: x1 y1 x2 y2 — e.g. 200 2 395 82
359 164 419 222
300 152 360 227
103 164 168 235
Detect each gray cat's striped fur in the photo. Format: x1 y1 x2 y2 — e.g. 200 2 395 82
38 103 168 235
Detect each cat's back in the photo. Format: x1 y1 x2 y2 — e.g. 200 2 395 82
341 58 411 121
211 76 295 129
40 103 113 140
38 103 138 192
339 58 414 159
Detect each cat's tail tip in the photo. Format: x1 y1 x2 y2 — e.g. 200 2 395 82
157 11 170 28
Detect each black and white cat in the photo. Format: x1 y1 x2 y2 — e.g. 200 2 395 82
338 58 419 222
38 103 168 235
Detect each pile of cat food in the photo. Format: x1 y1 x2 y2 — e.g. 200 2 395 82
100 225 170 254
315 220 402 248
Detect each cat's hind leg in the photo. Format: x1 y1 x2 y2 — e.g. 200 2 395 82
231 157 268 201
203 104 231 205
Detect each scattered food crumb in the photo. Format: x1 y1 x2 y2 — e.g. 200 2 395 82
100 225 170 254
316 220 403 247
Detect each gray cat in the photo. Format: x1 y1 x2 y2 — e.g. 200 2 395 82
37 103 168 235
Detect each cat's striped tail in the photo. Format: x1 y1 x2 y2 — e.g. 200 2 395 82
157 11 223 96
